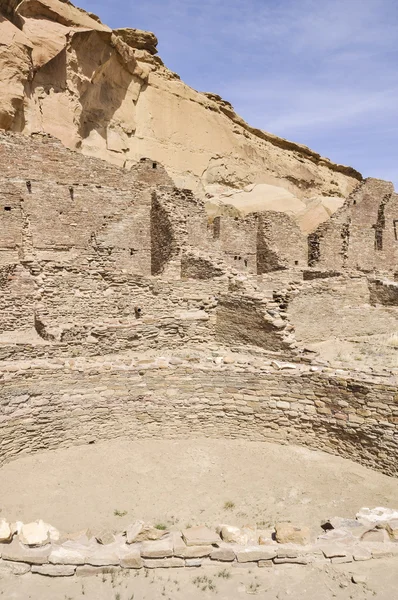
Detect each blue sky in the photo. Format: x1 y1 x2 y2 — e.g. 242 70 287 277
79 0 398 187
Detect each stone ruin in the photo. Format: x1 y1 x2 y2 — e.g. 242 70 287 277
0 0 397 583
0 509 398 578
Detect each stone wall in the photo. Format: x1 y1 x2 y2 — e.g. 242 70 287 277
288 275 398 344
309 179 398 274
0 514 397 578
0 266 227 357
369 279 398 307
257 212 307 272
1 358 397 476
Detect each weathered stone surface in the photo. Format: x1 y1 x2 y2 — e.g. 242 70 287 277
86 541 121 566
114 28 158 54
175 545 214 559
275 523 311 546
0 519 12 543
32 564 76 576
236 546 277 563
219 525 257 545
172 532 186 555
210 546 236 562
0 559 30 575
0 0 362 207
274 556 309 565
95 530 115 545
357 507 398 524
19 521 52 547
386 520 398 541
331 555 353 564
0 539 51 564
185 558 202 567
182 527 220 547
120 548 143 569
126 521 165 543
0 15 33 130
320 546 349 559
140 537 173 558
143 557 184 569
49 544 87 565
361 528 390 543
353 548 372 561
352 574 368 585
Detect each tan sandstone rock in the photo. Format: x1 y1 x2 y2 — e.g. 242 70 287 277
275 522 311 546
386 519 398 541
126 521 166 543
0 518 13 543
140 537 173 558
182 526 220 547
19 520 56 547
0 0 361 209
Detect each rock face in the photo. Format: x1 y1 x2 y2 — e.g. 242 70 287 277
0 0 362 208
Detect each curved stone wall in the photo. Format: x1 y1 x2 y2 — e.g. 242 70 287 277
1 358 397 476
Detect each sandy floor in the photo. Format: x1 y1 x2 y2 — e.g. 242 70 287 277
1 438 397 534
0 558 397 600
308 335 398 370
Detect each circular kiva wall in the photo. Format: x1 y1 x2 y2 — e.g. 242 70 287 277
1 359 397 476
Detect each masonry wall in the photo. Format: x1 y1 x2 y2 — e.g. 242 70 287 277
216 215 258 273
257 212 307 272
289 276 398 344
309 179 397 273
1 361 397 476
0 263 227 358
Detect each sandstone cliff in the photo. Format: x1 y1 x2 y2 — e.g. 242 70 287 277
0 0 362 212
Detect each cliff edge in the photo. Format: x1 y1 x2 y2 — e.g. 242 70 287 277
0 0 362 208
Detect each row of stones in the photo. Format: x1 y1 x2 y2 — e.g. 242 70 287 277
0 528 397 578
1 352 394 384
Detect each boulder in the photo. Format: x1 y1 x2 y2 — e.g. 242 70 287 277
275 522 311 546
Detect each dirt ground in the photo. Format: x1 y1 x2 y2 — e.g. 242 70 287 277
308 334 398 371
1 438 397 534
0 557 397 600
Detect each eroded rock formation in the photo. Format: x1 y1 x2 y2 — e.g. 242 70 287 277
0 0 362 211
